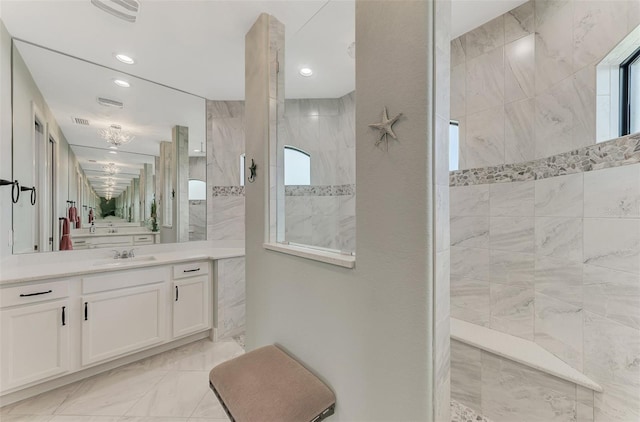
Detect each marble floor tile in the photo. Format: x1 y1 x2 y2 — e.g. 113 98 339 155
125 371 211 418
54 366 169 416
0 416 52 422
145 340 244 372
1 382 81 415
0 339 244 422
49 416 121 422
190 389 229 420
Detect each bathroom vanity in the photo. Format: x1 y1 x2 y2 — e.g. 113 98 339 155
0 247 244 403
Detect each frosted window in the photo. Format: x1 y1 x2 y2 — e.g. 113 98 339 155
284 146 310 185
188 179 206 200
449 122 459 171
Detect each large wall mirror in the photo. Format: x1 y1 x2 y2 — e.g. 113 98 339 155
11 39 206 254
276 0 355 254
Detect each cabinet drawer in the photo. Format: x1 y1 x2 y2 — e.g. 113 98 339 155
173 261 209 279
1 281 69 308
133 235 153 243
83 266 169 294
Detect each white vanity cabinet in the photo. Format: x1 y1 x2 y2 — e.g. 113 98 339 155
0 281 71 391
172 262 210 338
81 267 168 366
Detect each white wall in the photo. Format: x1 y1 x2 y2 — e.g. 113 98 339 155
244 2 450 419
0 19 13 259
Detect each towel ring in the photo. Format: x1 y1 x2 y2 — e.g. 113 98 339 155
21 186 36 206
0 179 20 203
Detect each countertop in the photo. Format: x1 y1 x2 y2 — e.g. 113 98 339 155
0 248 245 285
72 231 159 239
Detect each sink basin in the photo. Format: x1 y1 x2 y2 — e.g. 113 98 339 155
92 256 157 267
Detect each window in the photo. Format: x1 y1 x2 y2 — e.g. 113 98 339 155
284 146 310 185
449 121 459 171
621 46 640 136
240 154 245 186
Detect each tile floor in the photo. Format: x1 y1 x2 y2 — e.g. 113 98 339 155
0 338 245 422
1 335 491 422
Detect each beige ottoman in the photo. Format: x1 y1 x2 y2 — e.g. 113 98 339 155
209 345 335 422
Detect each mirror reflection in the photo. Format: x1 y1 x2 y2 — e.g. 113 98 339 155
277 0 356 254
11 40 206 254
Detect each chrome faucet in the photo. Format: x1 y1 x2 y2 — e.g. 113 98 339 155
112 249 135 259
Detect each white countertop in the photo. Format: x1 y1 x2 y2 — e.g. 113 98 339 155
72 231 159 239
0 247 245 285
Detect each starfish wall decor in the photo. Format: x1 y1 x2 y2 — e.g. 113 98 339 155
369 107 403 149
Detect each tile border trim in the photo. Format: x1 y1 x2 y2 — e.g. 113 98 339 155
210 184 356 197
450 133 640 186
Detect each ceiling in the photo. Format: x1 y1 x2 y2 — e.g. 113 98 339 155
1 0 526 100
2 0 526 199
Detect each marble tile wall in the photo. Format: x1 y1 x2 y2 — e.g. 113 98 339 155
281 92 356 252
450 162 640 421
451 340 593 422
451 0 640 170
206 95 356 250
217 257 246 339
206 101 246 242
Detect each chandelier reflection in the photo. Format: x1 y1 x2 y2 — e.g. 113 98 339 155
103 163 118 176
100 124 134 149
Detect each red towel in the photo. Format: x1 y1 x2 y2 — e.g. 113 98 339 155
76 215 81 229
60 218 73 251
69 206 78 229
89 209 94 223
68 206 77 227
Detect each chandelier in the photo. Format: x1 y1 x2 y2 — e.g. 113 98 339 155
100 124 134 148
103 163 118 175
104 178 115 187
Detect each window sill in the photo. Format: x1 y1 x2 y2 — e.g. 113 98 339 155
263 243 355 269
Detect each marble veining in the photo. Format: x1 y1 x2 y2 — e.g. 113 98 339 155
450 133 640 186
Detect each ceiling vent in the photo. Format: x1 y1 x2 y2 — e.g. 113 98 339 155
97 97 124 108
71 117 90 126
91 0 139 23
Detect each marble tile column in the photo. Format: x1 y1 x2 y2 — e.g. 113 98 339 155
172 126 189 242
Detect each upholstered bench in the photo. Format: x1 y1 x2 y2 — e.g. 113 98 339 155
209 345 336 422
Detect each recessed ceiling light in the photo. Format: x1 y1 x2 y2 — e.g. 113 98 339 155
115 54 135 65
109 145 118 150
113 79 130 88
109 151 118 154
299 67 313 77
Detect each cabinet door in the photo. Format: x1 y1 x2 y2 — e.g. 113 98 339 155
82 283 165 366
173 275 210 338
1 299 69 390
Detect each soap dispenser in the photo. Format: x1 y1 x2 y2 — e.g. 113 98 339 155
90 221 96 234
